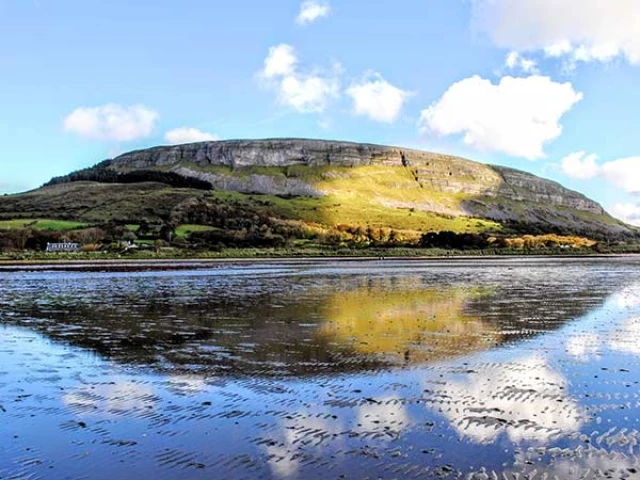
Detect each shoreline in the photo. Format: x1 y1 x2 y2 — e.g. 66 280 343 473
1 253 639 272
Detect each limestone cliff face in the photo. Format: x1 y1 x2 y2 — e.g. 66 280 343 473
112 139 605 216
113 139 408 169
493 167 603 214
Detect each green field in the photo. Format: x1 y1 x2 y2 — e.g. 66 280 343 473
125 224 217 237
208 190 501 234
0 219 89 231
175 224 217 237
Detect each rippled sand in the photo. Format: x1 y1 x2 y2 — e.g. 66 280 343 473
1 258 640 479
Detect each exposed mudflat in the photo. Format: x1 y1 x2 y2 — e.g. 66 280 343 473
1 258 640 479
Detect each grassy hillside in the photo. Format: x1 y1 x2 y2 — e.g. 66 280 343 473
0 175 504 234
0 139 637 254
0 182 208 223
12 161 629 236
0 219 88 231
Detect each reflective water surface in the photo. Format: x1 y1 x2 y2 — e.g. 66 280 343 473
1 258 640 479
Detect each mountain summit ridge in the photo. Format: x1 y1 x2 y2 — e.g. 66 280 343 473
1 138 632 238
109 138 604 215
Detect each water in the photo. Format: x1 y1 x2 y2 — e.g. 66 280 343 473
0 258 639 479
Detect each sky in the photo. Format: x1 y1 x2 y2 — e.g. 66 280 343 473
1 0 639 225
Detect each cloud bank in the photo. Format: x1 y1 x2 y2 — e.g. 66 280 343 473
164 127 219 145
420 75 583 159
64 104 158 142
473 0 640 65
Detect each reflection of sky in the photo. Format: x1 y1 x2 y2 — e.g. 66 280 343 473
427 356 583 443
356 396 409 435
564 281 640 361
609 317 640 356
164 375 211 395
508 447 640 479
566 332 601 361
2 264 640 479
63 378 157 416
265 414 346 479
611 284 640 309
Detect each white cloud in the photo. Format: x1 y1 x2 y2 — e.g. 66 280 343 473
279 74 339 113
346 72 411 123
419 75 582 159
560 151 600 179
296 0 331 26
64 104 159 142
473 0 640 65
600 157 640 194
164 127 219 145
504 51 538 74
609 204 640 227
505 51 519 69
259 44 340 114
263 44 297 78
560 152 640 194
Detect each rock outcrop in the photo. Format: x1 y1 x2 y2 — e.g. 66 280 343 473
112 139 606 215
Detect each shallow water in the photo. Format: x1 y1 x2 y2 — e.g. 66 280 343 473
1 258 640 479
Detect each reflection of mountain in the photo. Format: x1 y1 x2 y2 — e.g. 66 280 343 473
0 267 616 376
318 285 499 365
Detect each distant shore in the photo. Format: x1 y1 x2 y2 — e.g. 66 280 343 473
1 253 638 272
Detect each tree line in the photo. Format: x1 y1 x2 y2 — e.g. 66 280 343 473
44 160 212 190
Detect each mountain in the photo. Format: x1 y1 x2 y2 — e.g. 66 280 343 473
0 139 633 240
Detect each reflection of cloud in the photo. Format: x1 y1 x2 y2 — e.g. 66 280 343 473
63 378 156 415
611 284 640 309
356 396 408 436
567 284 640 360
429 357 583 443
164 375 209 395
608 317 640 356
566 333 600 361
266 440 299 480
509 448 639 480
265 415 344 479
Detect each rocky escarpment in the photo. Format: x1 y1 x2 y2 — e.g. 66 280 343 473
111 139 606 216
112 139 409 169
26 138 631 237
493 167 602 214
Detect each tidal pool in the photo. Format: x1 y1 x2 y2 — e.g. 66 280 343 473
1 258 640 479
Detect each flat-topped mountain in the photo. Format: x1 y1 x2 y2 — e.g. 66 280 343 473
0 139 633 240
109 139 604 215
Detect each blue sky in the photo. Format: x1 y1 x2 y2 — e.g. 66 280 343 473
1 0 639 225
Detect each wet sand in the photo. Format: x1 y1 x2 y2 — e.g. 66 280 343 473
0 254 636 272
1 258 640 479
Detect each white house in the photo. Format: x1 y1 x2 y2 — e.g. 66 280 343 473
46 242 81 253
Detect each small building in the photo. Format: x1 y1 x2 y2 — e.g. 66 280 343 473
46 242 82 253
